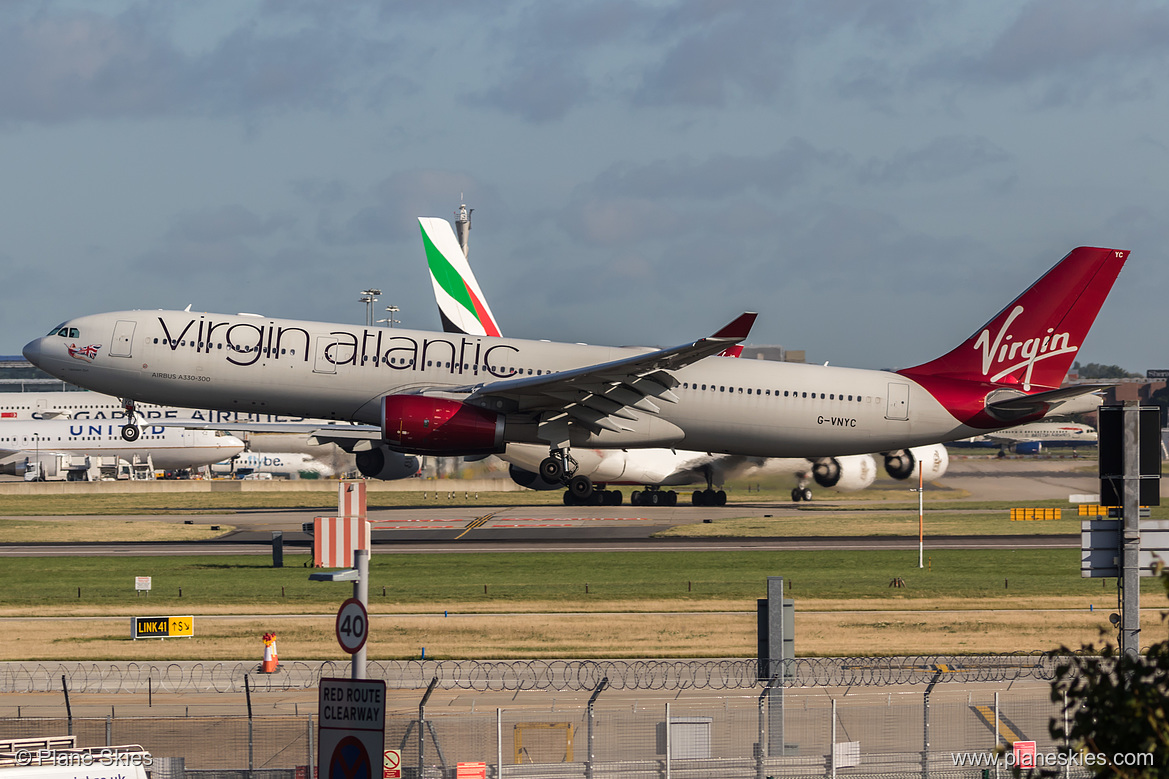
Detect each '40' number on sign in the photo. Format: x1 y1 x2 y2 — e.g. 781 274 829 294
335 599 369 654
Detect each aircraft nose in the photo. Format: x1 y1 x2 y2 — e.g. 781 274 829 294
22 337 44 367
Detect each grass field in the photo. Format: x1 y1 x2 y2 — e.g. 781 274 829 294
1 470 1160 659
0 548 1159 659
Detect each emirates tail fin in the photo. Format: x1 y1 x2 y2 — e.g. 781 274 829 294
419 216 502 337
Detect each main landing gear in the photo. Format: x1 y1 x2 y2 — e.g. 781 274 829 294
790 472 813 502
120 399 141 442
540 447 600 505
564 486 623 506
631 487 678 506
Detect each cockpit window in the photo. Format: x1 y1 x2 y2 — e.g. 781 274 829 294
48 323 66 336
50 326 80 338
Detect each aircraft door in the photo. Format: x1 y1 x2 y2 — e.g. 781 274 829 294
885 382 909 421
313 337 337 374
110 320 136 358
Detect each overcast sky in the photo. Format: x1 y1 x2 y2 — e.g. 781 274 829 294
2 0 1166 373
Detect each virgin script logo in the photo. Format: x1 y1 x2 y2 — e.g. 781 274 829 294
973 305 1076 390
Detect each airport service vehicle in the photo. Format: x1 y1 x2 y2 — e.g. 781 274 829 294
22 246 1127 501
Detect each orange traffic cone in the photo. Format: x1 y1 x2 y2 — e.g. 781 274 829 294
261 632 278 674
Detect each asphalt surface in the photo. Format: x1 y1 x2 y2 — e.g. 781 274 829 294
0 457 1105 556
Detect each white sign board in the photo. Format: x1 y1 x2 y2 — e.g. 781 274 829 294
336 598 369 655
134 577 152 591
318 678 386 779
1081 520 1169 577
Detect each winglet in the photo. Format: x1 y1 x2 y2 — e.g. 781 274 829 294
712 312 757 340
718 345 745 358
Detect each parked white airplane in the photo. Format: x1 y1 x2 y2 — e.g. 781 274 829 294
21 246 1127 502
0 390 414 479
210 451 336 479
420 211 945 504
0 418 245 477
954 421 1097 454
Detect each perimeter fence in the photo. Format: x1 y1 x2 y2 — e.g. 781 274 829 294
0 654 1061 694
0 687 1085 779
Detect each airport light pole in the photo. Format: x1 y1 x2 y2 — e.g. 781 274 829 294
359 289 381 327
376 305 400 328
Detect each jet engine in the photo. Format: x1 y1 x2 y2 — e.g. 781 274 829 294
883 444 949 482
1013 441 1042 455
508 464 561 490
381 395 505 456
811 454 877 491
354 445 421 480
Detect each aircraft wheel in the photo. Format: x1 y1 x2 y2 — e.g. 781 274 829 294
568 474 594 501
540 457 564 482
691 490 705 506
562 490 576 506
121 424 140 442
667 491 678 506
608 490 623 506
715 490 727 506
646 491 659 506
631 491 642 506
801 487 813 502
791 487 803 502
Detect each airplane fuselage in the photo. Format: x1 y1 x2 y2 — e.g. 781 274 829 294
23 310 997 458
0 417 245 470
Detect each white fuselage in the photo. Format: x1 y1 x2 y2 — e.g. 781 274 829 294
23 310 981 458
0 418 245 470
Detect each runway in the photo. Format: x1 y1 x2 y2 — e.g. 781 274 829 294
0 457 1106 556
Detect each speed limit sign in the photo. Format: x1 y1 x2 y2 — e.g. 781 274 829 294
335 597 369 654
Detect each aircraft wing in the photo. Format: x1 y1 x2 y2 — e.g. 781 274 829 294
456 313 757 443
156 421 383 451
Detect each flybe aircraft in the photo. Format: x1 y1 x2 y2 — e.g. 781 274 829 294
0 418 245 476
21 246 1127 501
420 211 946 504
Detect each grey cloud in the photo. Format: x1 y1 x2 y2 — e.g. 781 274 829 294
920 0 1169 102
317 169 497 245
581 139 846 203
0 4 395 124
859 136 1011 186
165 205 296 243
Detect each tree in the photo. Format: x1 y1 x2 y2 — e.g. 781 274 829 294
1073 361 1143 380
1049 568 1169 777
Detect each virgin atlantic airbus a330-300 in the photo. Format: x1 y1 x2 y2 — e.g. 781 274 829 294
22 246 1127 501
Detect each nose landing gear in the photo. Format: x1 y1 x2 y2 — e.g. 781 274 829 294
120 399 141 442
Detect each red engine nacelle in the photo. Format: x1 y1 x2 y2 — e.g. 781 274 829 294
381 395 505 456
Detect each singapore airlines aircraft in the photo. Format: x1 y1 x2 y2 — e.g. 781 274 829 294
0 418 245 478
420 212 946 505
21 246 1127 501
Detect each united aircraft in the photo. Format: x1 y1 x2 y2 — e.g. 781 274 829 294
0 418 245 477
21 246 1128 501
421 211 945 504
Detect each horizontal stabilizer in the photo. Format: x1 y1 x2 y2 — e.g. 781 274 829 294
985 384 1114 422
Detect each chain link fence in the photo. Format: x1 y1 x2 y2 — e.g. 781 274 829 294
0 686 1088 779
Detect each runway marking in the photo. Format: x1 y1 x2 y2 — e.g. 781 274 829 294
972 705 1029 744
454 511 503 539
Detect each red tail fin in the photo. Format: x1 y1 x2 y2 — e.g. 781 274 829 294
899 247 1127 391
